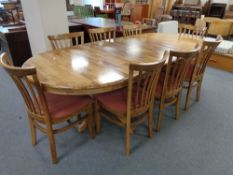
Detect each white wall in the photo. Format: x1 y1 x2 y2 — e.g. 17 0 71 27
201 0 231 5
21 0 69 55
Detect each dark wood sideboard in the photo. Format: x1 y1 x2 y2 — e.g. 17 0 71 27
0 25 32 66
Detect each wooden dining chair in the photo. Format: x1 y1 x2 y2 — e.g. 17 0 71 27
155 47 200 132
88 27 116 43
123 24 142 37
0 53 94 164
48 32 84 50
179 24 207 39
95 58 166 155
184 36 223 111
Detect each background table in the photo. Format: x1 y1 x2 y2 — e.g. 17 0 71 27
23 33 198 95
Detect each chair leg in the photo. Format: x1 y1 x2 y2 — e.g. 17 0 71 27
185 84 193 111
176 93 181 120
47 126 58 164
156 103 164 132
125 116 131 156
87 105 95 139
196 80 202 102
95 101 101 134
148 108 154 138
28 116 37 146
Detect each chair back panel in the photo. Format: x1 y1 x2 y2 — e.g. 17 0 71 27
88 27 116 43
123 25 142 37
179 25 207 39
48 32 84 50
195 36 222 76
164 48 200 96
0 53 48 121
128 58 166 115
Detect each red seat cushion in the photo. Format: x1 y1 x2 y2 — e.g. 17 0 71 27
96 88 128 114
185 65 195 81
185 64 202 81
155 82 163 98
44 93 92 122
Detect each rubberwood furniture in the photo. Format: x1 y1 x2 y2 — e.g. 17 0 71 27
122 24 142 37
155 47 200 132
0 53 95 164
48 32 84 50
95 58 166 155
184 36 222 110
23 33 198 96
88 27 116 43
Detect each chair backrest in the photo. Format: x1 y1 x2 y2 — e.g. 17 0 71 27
123 24 142 37
157 20 178 34
179 24 207 38
127 58 166 116
94 6 101 15
162 47 200 97
73 5 85 18
48 32 84 50
84 4 94 17
88 27 116 43
194 35 223 78
0 53 49 123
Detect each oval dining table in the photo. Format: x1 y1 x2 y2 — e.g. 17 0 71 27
23 33 199 95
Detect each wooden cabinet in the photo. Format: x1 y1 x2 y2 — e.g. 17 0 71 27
0 25 32 66
131 4 149 21
105 0 122 8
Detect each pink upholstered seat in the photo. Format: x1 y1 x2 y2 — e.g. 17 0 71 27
96 88 127 114
185 64 202 81
44 93 92 122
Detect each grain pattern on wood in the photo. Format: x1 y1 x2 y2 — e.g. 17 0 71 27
23 33 198 95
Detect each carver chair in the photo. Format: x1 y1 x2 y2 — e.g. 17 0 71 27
184 36 223 110
155 47 200 132
95 58 166 155
48 32 84 50
0 53 94 164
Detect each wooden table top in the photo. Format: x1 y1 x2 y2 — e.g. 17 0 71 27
23 33 198 95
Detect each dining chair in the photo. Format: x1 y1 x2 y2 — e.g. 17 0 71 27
95 58 166 155
184 36 223 111
88 27 116 43
179 24 207 39
48 32 84 50
155 47 200 132
0 53 94 164
122 24 142 37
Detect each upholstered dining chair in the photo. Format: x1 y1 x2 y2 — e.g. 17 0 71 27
48 32 84 50
95 58 166 155
0 53 94 164
155 47 200 132
183 36 223 110
88 27 116 43
123 24 142 37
